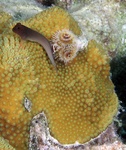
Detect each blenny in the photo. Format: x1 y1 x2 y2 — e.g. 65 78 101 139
12 23 56 69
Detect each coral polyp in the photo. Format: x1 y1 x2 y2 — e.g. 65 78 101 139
52 29 79 63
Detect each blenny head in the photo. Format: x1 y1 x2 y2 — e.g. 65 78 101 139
12 23 27 40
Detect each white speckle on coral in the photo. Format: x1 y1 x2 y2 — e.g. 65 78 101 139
24 97 32 112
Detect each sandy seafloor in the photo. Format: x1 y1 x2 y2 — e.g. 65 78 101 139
0 0 126 149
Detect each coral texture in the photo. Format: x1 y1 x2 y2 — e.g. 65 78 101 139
0 137 15 150
0 12 12 34
0 6 118 150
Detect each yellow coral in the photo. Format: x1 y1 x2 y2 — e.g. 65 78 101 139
0 137 15 150
23 6 81 39
0 12 12 34
0 6 118 150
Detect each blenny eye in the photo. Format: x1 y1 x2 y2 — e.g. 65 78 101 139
16 26 20 30
16 23 22 30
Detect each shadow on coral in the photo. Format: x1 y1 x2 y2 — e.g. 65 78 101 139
110 56 126 144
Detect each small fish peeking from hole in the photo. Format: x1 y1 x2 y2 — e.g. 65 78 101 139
12 23 57 69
